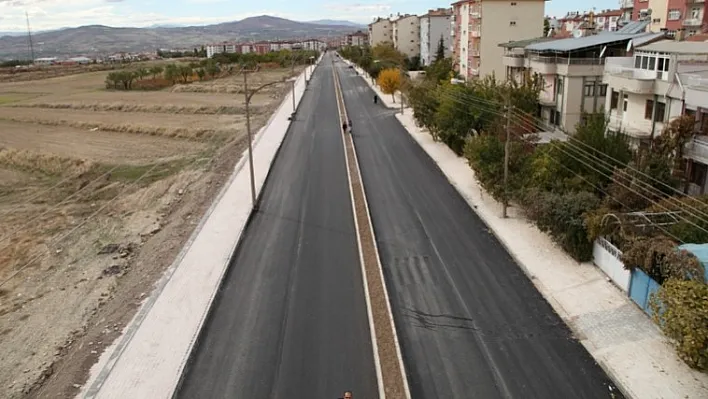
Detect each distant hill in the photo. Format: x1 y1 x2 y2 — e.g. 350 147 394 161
308 20 364 28
0 16 357 60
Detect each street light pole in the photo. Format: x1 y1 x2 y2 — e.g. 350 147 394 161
243 70 257 210
242 70 297 210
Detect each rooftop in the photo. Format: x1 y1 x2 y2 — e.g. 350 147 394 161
637 39 708 54
526 26 659 53
498 36 558 49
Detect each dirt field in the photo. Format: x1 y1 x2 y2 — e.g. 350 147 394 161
0 65 301 398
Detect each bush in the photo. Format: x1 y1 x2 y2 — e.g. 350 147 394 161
650 279 708 371
521 189 601 261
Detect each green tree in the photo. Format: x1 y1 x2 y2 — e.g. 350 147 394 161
135 67 149 80
164 64 178 83
105 71 121 89
435 35 446 61
544 18 551 36
205 59 220 78
149 65 164 80
178 64 193 83
196 68 206 81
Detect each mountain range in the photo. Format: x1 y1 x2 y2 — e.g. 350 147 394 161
0 16 365 60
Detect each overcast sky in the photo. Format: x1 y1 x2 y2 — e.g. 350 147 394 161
0 0 623 32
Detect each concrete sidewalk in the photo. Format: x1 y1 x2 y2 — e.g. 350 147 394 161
394 111 708 399
80 57 323 399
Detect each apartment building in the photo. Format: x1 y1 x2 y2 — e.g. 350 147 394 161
342 31 369 47
392 14 421 58
621 0 635 24
604 39 708 193
369 17 393 46
452 0 546 81
206 42 238 58
420 8 453 66
501 20 662 132
595 9 623 32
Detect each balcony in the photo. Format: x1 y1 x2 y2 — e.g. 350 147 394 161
603 66 657 94
470 49 480 57
470 68 480 76
687 0 705 3
471 29 480 37
620 0 634 7
685 136 708 164
607 112 654 139
502 54 526 68
683 18 703 26
470 9 481 18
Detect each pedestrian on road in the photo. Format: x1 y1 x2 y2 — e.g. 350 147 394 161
342 121 348 133
348 119 352 133
373 95 378 104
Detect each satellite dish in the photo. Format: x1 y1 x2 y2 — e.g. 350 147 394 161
646 8 653 15
572 29 583 38
599 45 607 58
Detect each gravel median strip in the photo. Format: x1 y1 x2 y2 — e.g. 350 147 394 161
332 61 409 399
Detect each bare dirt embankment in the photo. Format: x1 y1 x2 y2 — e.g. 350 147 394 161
0 65 302 398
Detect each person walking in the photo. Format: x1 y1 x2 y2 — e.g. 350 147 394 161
373 94 378 104
342 121 348 133
348 119 353 133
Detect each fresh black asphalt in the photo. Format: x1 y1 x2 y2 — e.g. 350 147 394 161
335 61 622 399
176 55 378 399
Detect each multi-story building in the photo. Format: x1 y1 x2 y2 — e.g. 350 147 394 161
369 17 393 46
420 8 453 66
206 42 238 58
595 9 623 31
620 0 635 24
501 20 662 132
342 31 369 47
392 14 421 58
451 0 546 81
603 39 708 193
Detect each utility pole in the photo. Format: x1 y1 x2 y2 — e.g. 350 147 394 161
25 11 35 62
502 101 513 218
243 70 257 210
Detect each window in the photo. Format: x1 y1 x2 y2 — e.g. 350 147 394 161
599 84 607 96
557 78 564 94
623 94 628 111
691 8 700 19
610 91 619 109
645 99 654 119
584 83 595 96
668 10 681 20
641 56 649 69
655 102 666 122
510 21 516 26
634 56 641 68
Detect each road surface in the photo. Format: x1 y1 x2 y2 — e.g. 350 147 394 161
335 62 621 399
176 55 378 399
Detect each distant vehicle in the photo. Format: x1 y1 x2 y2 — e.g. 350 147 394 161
348 65 353 69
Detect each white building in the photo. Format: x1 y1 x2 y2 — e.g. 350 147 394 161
392 14 421 58
502 20 662 133
206 42 237 58
299 39 327 51
420 8 453 66
33 57 57 65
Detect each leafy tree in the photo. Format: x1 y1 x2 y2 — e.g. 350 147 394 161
408 80 441 134
371 43 406 67
405 55 422 71
647 195 708 244
424 57 454 84
135 67 149 80
178 64 193 83
196 68 206 81
205 59 220 78
650 279 708 371
653 114 696 180
105 71 121 89
164 64 178 83
521 189 601 261
149 65 164 80
377 68 402 103
544 18 551 36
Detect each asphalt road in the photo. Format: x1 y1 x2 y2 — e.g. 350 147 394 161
335 62 622 399
176 55 378 399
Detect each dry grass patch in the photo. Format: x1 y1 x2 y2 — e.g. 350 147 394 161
171 67 303 94
0 120 205 164
0 108 243 141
